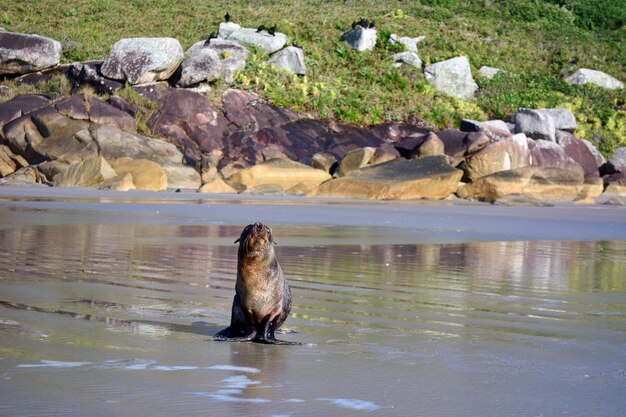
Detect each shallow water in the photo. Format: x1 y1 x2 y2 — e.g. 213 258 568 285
1 196 625 417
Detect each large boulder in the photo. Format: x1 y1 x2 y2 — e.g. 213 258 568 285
340 27 377 52
557 135 600 179
0 32 62 75
457 166 585 202
108 157 167 191
197 177 238 194
436 128 490 160
221 88 299 133
566 69 623 90
460 119 512 141
226 158 331 193
147 89 229 163
177 39 249 86
268 46 306 75
0 144 28 177
528 139 585 177
53 156 117 187
101 37 184 85
308 155 462 200
226 28 287 54
514 108 556 141
160 164 201 189
424 56 478 100
536 108 577 132
461 134 532 182
581 139 606 168
55 95 137 132
218 22 241 39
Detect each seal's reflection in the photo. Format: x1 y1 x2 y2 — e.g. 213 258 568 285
214 342 290 407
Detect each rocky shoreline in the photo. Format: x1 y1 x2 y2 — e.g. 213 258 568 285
1 29 625 204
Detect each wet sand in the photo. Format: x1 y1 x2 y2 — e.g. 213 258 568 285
0 185 625 417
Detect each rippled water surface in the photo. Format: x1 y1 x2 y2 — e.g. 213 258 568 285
1 198 625 417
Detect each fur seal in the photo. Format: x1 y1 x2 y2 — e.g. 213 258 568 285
215 223 299 345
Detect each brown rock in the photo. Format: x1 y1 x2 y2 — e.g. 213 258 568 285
336 147 376 177
462 134 532 182
456 166 585 202
160 164 201 189
98 173 136 191
0 94 50 129
222 89 298 132
0 166 47 185
197 177 238 194
311 152 338 173
53 156 117 187
308 156 462 200
37 160 70 181
416 132 445 157
227 158 331 193
528 139 585 178
369 144 400 166
108 157 167 191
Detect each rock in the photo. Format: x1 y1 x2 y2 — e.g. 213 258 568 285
91 125 184 166
494 194 553 207
557 135 600 179
311 152 338 174
416 132 445 157
68 61 123 94
369 144 400 166
200 151 222 183
528 139 585 177
388 34 424 52
0 166 46 185
536 108 577 132
0 94 50 128
221 88 298 132
309 156 462 200
435 128 489 160
462 134 532 182
566 68 623 90
220 161 249 179
55 95 137 132
37 160 69 180
0 144 28 177
227 158 331 193
336 147 376 176
581 139 606 168
603 147 626 174
147 89 229 163
514 108 556 141
460 119 512 141
107 95 138 117
268 46 306 75
53 156 117 187
108 157 167 191
285 181 319 196
424 56 478 100
218 22 241 39
391 52 422 68
226 28 287 54
457 166 585 202
340 27 377 52
160 164 201 189
369 123 429 142
177 39 249 86
0 32 62 75
477 66 505 80
197 177 238 194
98 173 136 191
101 37 184 85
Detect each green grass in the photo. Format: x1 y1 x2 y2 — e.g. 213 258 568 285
2 0 625 154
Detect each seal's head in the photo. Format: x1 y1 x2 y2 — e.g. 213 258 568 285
235 223 275 255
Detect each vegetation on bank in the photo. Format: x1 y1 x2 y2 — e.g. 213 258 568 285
2 0 625 154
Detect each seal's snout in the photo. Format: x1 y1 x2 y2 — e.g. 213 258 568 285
237 222 273 251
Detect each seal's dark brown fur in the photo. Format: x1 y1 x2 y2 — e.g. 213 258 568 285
215 223 298 344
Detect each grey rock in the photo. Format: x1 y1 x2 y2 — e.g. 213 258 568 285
477 66 503 80
388 34 424 52
268 46 306 75
101 37 184 85
514 108 556 142
0 31 62 75
392 52 422 68
460 119 511 141
178 39 249 87
536 108 577 132
566 68 623 90
226 28 287 54
606 147 626 173
218 22 241 39
340 27 377 52
424 56 478 100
